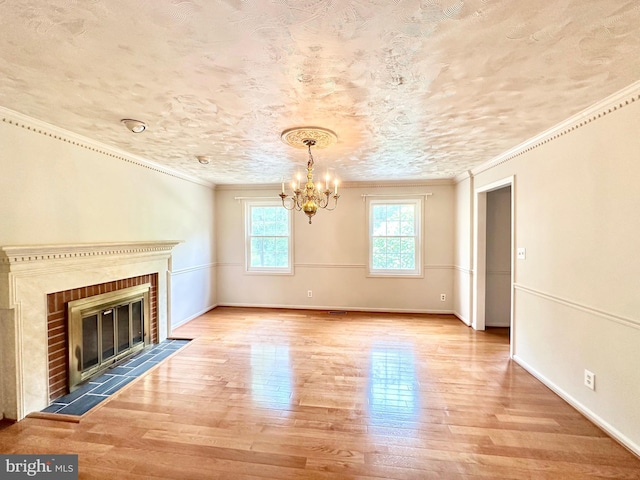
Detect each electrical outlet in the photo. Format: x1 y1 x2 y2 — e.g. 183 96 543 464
584 369 595 391
440 293 446 302
307 290 312 298
517 247 526 260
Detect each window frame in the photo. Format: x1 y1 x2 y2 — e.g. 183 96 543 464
367 197 423 278
244 200 294 275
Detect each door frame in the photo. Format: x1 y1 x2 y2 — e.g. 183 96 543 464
473 176 515 356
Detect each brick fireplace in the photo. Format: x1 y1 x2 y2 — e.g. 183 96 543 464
0 241 179 420
47 274 158 401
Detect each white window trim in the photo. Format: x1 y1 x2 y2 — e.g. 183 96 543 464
367 197 424 278
244 200 294 275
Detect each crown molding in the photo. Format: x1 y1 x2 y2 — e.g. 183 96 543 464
453 170 473 184
471 80 640 177
0 106 216 189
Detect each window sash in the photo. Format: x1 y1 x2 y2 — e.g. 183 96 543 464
245 202 292 274
368 198 422 277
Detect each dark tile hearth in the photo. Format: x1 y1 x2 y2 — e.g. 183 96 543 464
42 339 190 416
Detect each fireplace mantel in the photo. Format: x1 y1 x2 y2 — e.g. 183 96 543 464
0 241 180 420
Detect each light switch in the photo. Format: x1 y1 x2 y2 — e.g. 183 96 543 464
517 247 526 260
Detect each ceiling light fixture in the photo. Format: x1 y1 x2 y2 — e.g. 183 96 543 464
279 127 340 224
120 118 147 133
196 155 211 165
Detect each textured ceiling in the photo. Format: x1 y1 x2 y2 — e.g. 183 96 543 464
1 1 639 185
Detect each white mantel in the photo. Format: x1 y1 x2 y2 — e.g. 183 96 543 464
0 241 180 420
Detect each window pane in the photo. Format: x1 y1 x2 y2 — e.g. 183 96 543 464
247 203 291 271
373 253 386 269
372 205 387 235
274 237 289 267
386 237 401 254
369 200 420 275
251 208 264 235
401 252 415 269
400 237 415 255
251 237 263 267
262 237 276 266
387 254 401 269
274 209 289 236
372 237 386 256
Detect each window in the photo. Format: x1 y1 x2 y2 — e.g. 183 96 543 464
245 201 293 274
368 198 422 277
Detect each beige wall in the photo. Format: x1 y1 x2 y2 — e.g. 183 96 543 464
216 183 455 312
0 110 217 328
458 91 640 453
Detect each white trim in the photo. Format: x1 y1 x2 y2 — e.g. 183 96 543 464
473 176 515 339
513 355 640 458
170 262 216 276
0 107 214 189
453 311 471 326
217 302 455 315
170 305 217 330
366 197 424 277
243 200 293 275
514 283 640 331
0 241 181 268
217 262 455 270
454 265 473 275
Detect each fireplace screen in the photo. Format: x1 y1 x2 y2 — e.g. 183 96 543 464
67 284 151 392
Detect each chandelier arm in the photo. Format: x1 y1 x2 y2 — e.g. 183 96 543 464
323 195 340 211
279 194 297 211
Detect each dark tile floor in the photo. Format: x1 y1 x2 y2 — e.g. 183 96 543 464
42 339 190 416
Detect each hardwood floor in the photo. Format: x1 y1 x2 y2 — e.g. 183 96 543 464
1 307 639 479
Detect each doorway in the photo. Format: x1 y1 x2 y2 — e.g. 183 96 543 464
473 176 514 356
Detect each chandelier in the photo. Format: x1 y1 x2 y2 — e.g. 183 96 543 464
279 127 340 224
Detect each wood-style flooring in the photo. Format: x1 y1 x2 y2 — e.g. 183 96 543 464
1 307 639 479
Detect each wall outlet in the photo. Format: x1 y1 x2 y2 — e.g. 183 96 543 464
307 290 313 298
440 293 446 302
517 247 526 260
584 369 595 391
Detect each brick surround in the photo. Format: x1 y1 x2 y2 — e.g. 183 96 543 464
46 274 158 401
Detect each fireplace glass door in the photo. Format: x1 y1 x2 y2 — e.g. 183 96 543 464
80 299 145 374
67 284 151 392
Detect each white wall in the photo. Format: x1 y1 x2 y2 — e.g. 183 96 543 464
458 87 640 454
216 182 455 312
0 109 217 329
453 175 472 324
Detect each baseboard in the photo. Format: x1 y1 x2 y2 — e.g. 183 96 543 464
512 355 640 458
453 311 471 326
216 302 455 315
171 304 217 329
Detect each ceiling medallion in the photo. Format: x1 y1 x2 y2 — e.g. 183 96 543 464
280 126 338 149
279 127 339 224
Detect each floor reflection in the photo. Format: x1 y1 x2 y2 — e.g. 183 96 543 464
368 343 419 426
250 344 292 409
